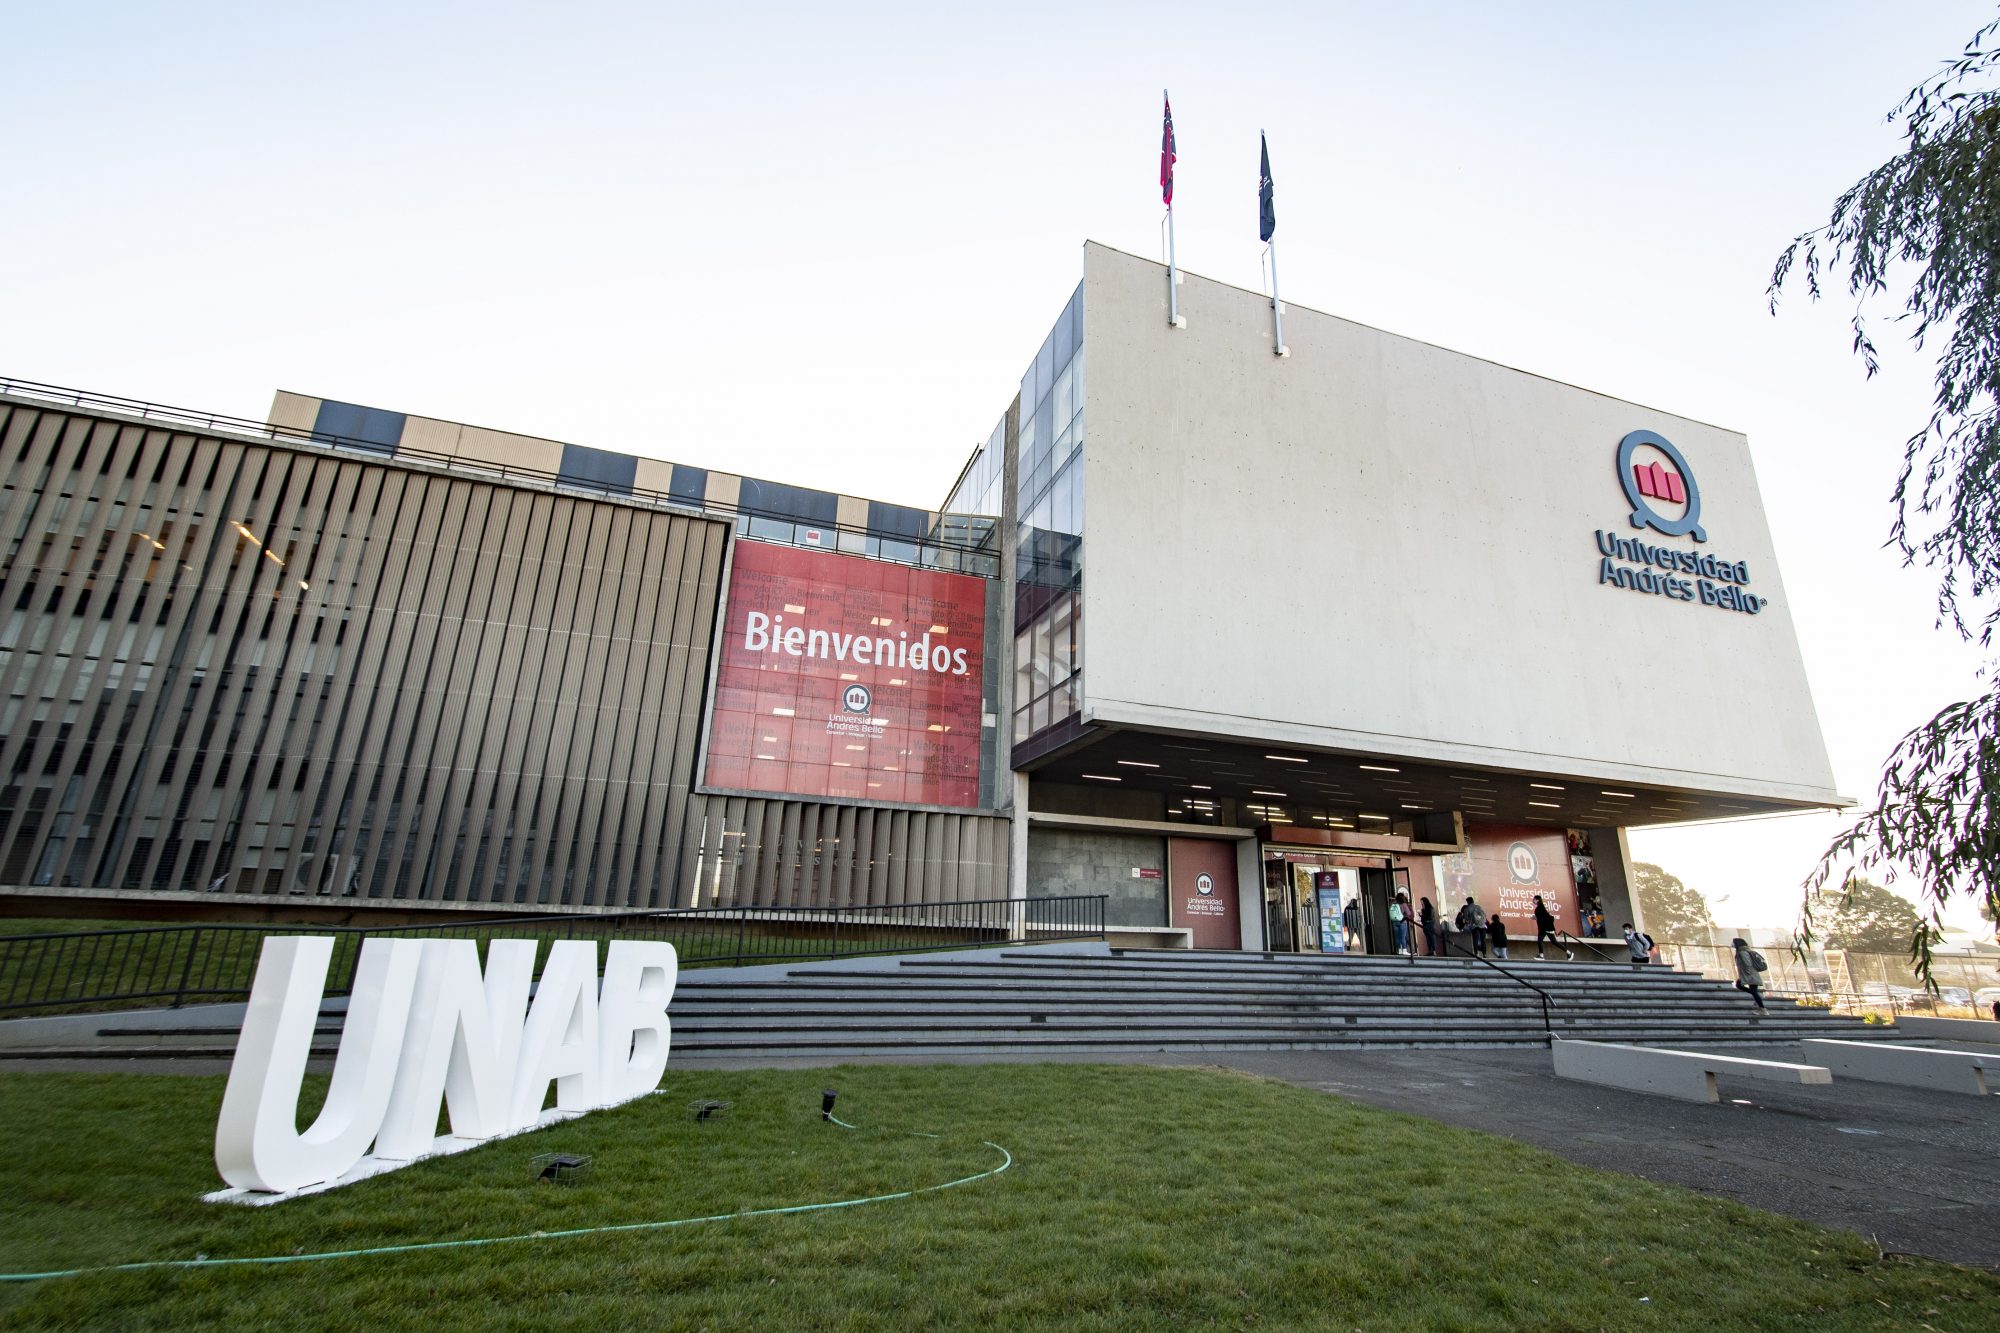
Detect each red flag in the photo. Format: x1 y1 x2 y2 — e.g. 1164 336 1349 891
1160 93 1177 207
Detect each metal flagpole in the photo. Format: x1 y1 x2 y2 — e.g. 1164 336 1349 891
1267 241 1287 356
1260 129 1286 356
1163 90 1182 328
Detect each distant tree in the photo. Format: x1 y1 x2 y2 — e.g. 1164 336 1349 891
1769 19 2000 971
1811 876 1925 956
1629 863 1715 943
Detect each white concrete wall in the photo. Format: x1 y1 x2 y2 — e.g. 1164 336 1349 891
1080 242 1839 806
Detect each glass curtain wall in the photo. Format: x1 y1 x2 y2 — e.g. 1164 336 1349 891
1013 284 1084 745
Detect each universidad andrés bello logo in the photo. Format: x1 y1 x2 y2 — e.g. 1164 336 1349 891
1594 430 1763 616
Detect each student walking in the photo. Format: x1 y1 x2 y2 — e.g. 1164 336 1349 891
1419 897 1440 957
1487 913 1510 960
1731 936 1768 1010
1622 923 1653 965
1457 897 1489 958
1532 895 1572 960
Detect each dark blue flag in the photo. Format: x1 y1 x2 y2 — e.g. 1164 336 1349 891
1258 133 1276 242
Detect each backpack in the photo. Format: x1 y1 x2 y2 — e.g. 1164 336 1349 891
1750 949 1768 973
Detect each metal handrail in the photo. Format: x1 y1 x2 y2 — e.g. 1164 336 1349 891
0 376 1000 565
0 894 1108 1016
1432 928 1559 1046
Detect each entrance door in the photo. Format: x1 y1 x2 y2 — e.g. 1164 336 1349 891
1359 867 1398 956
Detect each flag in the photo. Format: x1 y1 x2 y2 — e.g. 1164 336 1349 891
1259 133 1276 243
1161 94 1177 207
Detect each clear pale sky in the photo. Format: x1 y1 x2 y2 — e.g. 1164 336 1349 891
4 1 1992 935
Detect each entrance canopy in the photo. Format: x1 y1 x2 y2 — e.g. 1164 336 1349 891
1022 725 1839 833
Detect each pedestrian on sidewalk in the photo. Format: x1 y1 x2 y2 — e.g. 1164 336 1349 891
1532 895 1572 960
1622 923 1652 965
1390 892 1412 954
1731 936 1768 1011
1419 896 1440 956
1487 913 1510 960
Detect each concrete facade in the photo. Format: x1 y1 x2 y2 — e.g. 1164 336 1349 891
1079 242 1839 815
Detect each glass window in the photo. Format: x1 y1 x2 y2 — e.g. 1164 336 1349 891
746 515 791 543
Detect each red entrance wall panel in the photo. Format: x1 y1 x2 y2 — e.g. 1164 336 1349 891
1441 823 1580 937
1169 838 1240 950
705 541 988 809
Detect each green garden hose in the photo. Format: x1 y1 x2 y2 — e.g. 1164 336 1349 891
0 1118 1011 1284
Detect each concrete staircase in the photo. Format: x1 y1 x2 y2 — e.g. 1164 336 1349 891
657 947 1899 1061
0 945 1901 1064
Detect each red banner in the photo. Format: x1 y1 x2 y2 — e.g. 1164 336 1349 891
705 542 988 808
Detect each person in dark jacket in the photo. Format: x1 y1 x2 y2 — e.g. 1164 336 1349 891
1532 895 1572 960
1456 897 1489 957
1419 897 1440 956
1487 913 1510 960
1731 937 1767 1010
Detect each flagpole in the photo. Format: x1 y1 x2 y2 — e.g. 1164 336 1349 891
1164 89 1182 329
1262 128 1287 357
1267 241 1287 357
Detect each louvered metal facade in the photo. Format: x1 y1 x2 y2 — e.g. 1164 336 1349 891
0 399 1008 913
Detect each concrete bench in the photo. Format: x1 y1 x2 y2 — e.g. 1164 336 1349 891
1799 1039 1991 1096
1551 1038 1832 1103
1894 1016 2000 1047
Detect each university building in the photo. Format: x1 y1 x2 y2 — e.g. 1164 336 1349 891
0 242 1842 952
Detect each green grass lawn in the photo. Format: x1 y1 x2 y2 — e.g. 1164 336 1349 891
0 1064 1992 1330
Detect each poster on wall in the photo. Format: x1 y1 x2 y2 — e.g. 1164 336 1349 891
1314 871 1344 953
704 541 988 808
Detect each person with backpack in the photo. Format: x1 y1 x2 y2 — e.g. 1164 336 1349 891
1731 936 1768 1010
1457 897 1489 957
1532 894 1572 960
1622 923 1653 965
1487 912 1510 960
1389 892 1412 955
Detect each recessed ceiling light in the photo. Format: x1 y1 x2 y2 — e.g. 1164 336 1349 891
1266 754 1308 764
1359 764 1400 773
1529 783 1564 791
1081 774 1121 782
1600 791 1636 799
1359 813 1389 821
1529 800 1560 809
1399 803 1423 810
784 604 806 614
1117 760 1160 768
771 707 795 717
929 624 949 634
1190 784 1211 790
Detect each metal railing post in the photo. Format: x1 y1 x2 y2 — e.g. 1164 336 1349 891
170 927 202 1009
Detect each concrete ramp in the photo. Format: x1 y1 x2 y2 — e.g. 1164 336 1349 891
1552 1038 1831 1103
